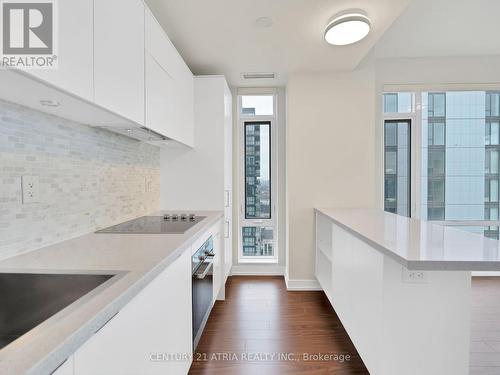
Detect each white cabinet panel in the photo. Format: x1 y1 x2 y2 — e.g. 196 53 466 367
94 0 145 125
52 355 74 375
213 230 222 301
74 249 192 375
28 0 93 102
145 9 193 146
145 54 175 137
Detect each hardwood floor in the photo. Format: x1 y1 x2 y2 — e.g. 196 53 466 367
470 277 500 375
190 276 500 374
189 276 368 374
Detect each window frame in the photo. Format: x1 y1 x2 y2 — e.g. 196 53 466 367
237 93 278 263
383 119 412 217
382 92 419 218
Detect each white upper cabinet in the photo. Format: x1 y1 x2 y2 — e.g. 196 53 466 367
94 0 145 125
145 54 176 136
145 9 194 147
23 0 94 102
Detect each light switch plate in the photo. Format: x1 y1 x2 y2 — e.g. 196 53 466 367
22 175 40 204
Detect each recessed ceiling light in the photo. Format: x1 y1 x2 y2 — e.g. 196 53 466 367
39 99 60 107
255 17 273 28
324 12 371 46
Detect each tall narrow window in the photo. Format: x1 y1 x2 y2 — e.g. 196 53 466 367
244 122 271 219
485 92 500 238
425 93 446 220
384 120 411 217
238 95 277 261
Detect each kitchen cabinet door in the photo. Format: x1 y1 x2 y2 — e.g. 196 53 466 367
29 0 93 102
145 53 176 138
94 0 145 125
145 9 194 146
74 249 192 375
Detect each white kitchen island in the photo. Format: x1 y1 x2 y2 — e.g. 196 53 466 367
315 208 500 375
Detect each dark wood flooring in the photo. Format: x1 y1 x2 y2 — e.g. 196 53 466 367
189 276 368 374
190 276 500 374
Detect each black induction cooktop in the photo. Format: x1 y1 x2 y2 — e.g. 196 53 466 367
96 215 206 234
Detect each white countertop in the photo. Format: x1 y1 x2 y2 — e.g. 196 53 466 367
0 211 223 375
316 208 500 271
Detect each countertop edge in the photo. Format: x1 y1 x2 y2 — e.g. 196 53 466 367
314 208 500 272
17 212 223 375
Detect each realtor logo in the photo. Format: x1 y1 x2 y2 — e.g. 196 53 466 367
1 0 57 69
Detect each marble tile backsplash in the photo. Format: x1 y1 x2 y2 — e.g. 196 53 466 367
0 100 160 260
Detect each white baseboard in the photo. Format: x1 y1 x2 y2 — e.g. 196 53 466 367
472 271 500 277
284 275 322 291
230 264 285 276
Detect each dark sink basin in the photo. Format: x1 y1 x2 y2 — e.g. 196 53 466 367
0 272 113 351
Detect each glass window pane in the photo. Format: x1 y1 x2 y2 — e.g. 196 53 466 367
488 93 500 117
428 150 445 175
383 93 413 113
384 93 397 113
385 151 397 174
491 150 499 174
428 179 445 203
241 227 274 256
384 120 410 217
433 122 445 145
491 180 499 202
385 122 397 146
429 93 445 117
241 95 274 116
428 207 445 220
245 122 271 219
491 122 500 145
420 90 500 222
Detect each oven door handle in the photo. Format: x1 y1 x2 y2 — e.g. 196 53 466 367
194 260 214 279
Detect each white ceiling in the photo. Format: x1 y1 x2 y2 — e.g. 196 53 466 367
375 0 500 59
145 0 411 87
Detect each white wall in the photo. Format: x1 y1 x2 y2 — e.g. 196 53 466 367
286 61 377 282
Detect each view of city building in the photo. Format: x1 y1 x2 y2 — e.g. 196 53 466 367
384 91 500 238
242 120 273 256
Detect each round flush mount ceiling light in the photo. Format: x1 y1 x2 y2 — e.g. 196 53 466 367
324 12 371 46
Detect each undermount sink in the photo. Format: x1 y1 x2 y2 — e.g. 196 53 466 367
0 272 114 351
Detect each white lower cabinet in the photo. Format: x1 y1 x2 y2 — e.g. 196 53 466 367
212 229 222 301
73 249 192 375
51 355 74 375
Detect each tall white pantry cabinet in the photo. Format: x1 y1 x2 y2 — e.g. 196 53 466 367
160 76 233 288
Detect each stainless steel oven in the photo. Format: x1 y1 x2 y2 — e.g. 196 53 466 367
191 236 214 348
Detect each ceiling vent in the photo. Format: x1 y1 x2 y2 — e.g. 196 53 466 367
242 72 276 80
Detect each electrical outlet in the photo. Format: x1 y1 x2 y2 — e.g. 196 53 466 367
144 176 152 193
402 268 428 284
22 175 40 204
